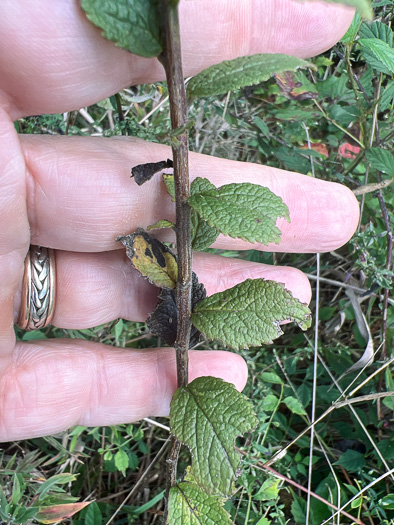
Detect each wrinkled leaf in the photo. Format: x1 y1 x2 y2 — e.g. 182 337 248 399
359 38 394 74
132 159 173 186
190 177 219 250
366 148 394 176
36 502 90 524
168 471 230 524
187 54 315 99
170 377 258 496
189 179 290 245
192 279 311 350
117 229 177 289
80 0 162 58
147 273 206 348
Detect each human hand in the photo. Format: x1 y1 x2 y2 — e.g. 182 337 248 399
0 0 359 441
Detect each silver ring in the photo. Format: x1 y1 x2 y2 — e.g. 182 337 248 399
17 246 56 331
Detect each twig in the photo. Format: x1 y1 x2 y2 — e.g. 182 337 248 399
159 1 192 518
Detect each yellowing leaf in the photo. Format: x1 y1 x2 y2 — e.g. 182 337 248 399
117 228 177 289
36 502 90 524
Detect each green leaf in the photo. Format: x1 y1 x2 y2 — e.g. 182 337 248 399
334 449 366 472
341 12 362 43
282 396 307 416
261 372 283 385
380 494 394 510
192 279 311 350
366 148 394 176
359 38 394 74
170 377 257 496
84 502 102 525
262 394 280 412
168 475 230 524
80 0 162 58
162 173 175 201
147 219 175 231
36 474 77 500
254 478 281 501
187 54 315 99
117 228 178 289
379 82 394 111
189 179 290 245
359 21 393 44
114 449 129 476
303 0 373 18
190 177 220 250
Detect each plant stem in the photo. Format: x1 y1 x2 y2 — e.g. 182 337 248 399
160 0 192 517
161 1 192 389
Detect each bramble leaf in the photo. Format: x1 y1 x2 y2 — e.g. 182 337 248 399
359 38 394 74
117 229 177 289
302 0 372 19
190 177 219 250
192 279 311 349
191 212 220 251
80 0 162 58
189 179 290 245
170 377 257 496
366 148 394 176
187 54 315 99
168 471 230 525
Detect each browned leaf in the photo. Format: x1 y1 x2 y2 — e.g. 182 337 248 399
36 502 91 524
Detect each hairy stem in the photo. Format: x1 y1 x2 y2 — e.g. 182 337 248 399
160 0 192 516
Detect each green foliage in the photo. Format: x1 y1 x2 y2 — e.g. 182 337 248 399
192 279 311 349
80 0 162 58
189 179 290 245
187 54 315 99
168 470 230 524
170 377 257 496
366 147 394 175
359 38 394 74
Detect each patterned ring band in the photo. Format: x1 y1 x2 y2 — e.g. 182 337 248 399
17 246 56 331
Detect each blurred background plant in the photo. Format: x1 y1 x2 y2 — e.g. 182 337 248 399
4 1 393 523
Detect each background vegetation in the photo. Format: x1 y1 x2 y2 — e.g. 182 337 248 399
3 1 393 523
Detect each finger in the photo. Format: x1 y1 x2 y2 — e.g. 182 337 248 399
13 250 311 329
22 135 360 254
0 109 29 354
0 341 247 441
0 0 354 117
